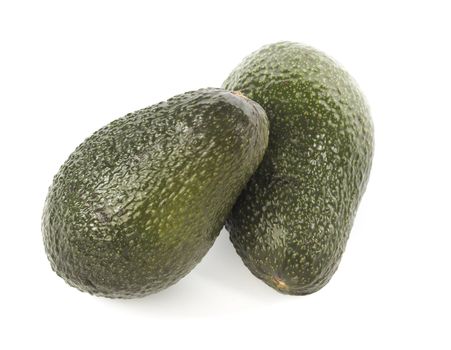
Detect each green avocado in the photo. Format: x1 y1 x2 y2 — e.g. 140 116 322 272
42 88 269 298
223 42 374 295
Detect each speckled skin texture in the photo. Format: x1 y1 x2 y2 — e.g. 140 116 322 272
42 88 268 298
223 42 374 295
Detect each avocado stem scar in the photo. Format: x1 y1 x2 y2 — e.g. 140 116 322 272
231 90 248 99
272 276 288 290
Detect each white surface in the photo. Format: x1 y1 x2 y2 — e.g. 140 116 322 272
1 1 450 349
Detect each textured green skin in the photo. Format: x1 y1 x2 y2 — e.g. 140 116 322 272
223 42 374 295
42 88 268 298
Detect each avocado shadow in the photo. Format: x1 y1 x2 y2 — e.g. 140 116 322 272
103 228 286 318
194 227 279 298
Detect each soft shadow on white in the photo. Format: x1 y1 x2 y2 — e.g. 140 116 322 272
102 228 287 318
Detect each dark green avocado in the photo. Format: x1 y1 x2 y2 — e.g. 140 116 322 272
223 42 374 295
42 88 269 298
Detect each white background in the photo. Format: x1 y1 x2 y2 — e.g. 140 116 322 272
1 1 450 349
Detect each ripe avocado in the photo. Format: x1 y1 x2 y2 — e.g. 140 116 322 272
223 42 374 295
42 88 269 298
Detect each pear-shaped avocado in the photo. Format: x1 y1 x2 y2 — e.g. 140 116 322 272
223 42 373 295
42 88 268 298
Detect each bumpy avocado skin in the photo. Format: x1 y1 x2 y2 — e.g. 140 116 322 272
42 88 268 298
223 42 374 295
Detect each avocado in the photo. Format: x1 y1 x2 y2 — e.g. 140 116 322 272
42 88 269 298
223 42 374 295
